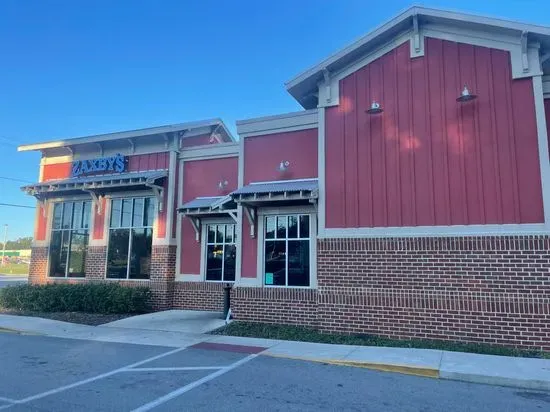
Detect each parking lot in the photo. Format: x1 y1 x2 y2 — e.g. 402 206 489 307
0 275 27 289
1 332 549 411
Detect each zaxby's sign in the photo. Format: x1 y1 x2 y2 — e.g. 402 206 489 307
72 154 127 177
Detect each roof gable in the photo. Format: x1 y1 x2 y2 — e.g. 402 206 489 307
286 6 550 109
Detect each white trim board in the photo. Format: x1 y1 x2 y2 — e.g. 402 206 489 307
237 109 318 138
319 223 549 239
533 75 550 226
179 143 239 160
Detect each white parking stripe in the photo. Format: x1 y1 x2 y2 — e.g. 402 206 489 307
0 346 187 410
131 353 259 412
123 366 224 372
0 397 15 404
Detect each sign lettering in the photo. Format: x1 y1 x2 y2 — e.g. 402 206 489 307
71 153 127 177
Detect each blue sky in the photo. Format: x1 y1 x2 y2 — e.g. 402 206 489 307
1 0 549 240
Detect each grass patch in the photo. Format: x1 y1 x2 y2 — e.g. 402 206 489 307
0 263 29 275
212 322 550 359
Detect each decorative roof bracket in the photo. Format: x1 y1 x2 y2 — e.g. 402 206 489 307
521 31 529 73
322 68 331 104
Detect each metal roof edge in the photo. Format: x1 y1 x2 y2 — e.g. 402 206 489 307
17 118 232 152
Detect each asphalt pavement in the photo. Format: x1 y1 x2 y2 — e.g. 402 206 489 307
0 275 27 288
0 332 549 411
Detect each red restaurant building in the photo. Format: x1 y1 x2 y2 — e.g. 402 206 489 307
19 7 550 350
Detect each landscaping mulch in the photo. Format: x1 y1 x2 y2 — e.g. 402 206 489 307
0 308 132 326
212 321 550 359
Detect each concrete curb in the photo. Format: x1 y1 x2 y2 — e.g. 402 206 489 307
263 353 440 378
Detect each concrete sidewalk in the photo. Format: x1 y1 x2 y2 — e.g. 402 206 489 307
1 313 549 392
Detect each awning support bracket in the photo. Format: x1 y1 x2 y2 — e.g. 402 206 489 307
146 182 164 212
35 196 48 218
84 190 104 215
189 217 201 242
228 211 238 223
243 205 256 238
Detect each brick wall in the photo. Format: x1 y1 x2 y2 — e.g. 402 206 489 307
85 246 107 280
28 246 49 284
173 282 225 311
149 245 177 310
316 236 550 350
232 288 318 327
232 236 550 351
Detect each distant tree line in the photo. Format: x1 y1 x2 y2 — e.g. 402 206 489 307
0 237 33 250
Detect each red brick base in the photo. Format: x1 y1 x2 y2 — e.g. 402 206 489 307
173 282 225 311
28 246 49 284
233 236 550 351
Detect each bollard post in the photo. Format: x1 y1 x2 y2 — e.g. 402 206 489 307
223 283 232 319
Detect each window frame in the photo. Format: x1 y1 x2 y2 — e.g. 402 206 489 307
203 222 237 283
105 196 156 280
199 218 237 283
48 200 92 278
256 206 317 289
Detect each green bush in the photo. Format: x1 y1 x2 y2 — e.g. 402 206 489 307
0 283 152 314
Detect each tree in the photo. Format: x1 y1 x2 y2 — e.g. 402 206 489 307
0 237 33 250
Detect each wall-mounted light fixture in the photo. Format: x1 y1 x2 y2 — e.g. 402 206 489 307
456 85 477 103
278 160 290 173
366 101 383 114
217 180 228 191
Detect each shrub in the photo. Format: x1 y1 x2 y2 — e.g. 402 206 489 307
0 283 152 314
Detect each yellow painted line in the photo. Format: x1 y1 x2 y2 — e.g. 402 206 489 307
0 327 39 336
262 353 439 378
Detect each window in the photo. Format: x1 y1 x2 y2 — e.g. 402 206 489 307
264 214 310 287
107 197 155 279
205 224 236 282
49 201 91 278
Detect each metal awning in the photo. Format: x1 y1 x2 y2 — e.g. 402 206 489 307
231 178 318 203
230 178 318 238
21 170 167 214
178 195 237 242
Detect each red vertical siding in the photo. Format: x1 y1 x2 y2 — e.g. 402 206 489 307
92 198 106 240
325 38 544 228
243 129 318 184
241 220 257 278
35 207 47 241
179 157 238 275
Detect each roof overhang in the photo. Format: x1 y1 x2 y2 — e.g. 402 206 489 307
178 195 238 242
230 179 319 239
286 6 550 109
17 118 235 153
178 196 237 216
22 170 167 200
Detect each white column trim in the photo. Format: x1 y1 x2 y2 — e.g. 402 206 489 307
317 107 326 238
533 75 550 226
176 159 184 276
166 150 177 241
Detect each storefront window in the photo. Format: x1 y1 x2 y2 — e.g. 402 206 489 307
49 201 91 278
107 197 155 280
205 224 236 282
264 214 310 287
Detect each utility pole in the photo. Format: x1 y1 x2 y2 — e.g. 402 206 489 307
1 224 7 267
